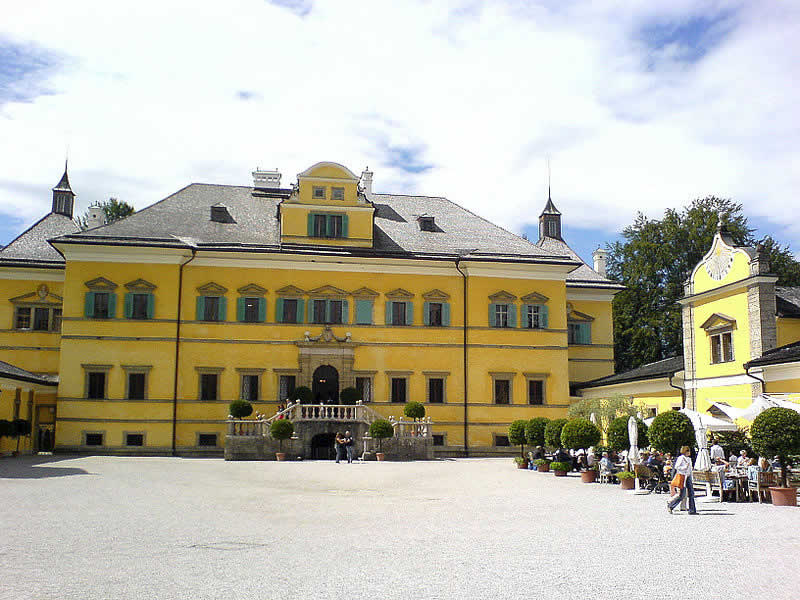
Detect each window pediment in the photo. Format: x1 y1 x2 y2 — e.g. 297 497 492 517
489 290 517 302
237 283 267 296
422 289 450 300
276 285 306 297
385 288 414 299
309 285 348 297
125 278 157 292
521 292 549 303
351 287 379 298
700 313 737 332
85 277 118 291
10 285 63 305
197 282 228 295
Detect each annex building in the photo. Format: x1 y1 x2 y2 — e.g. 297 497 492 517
0 161 622 456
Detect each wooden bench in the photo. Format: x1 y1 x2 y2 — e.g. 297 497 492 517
692 470 723 502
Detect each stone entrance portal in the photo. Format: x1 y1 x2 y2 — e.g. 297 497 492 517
312 364 339 403
311 432 336 460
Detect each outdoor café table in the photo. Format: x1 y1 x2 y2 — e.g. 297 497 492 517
726 473 749 502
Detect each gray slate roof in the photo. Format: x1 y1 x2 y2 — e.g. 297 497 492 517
776 287 800 318
536 236 623 289
0 360 58 386
0 212 80 266
576 355 685 390
53 183 584 267
745 341 800 368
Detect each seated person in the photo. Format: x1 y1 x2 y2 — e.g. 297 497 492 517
531 446 545 461
586 451 597 468
737 450 749 467
711 458 735 499
554 447 571 464
757 456 771 471
771 455 782 470
663 453 674 477
646 451 664 474
599 452 617 473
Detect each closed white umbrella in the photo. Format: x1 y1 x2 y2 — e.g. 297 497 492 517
628 416 640 466
694 426 711 471
590 412 597 426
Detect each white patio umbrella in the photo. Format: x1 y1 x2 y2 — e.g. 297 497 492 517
628 416 640 466
711 396 778 421
679 409 737 432
694 426 711 471
590 412 597 426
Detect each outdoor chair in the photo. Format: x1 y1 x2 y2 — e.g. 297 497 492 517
692 470 723 502
749 471 777 503
599 469 616 484
637 464 670 494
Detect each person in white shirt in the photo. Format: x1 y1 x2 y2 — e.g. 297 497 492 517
737 450 749 467
667 446 698 515
709 440 725 462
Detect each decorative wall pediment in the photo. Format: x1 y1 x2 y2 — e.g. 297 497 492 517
276 285 306 296
700 313 737 331
125 278 157 292
385 288 414 299
422 289 450 300
237 283 267 296
196 282 228 295
488 290 517 302
521 291 549 303
309 285 348 297
566 304 594 322
351 287 379 298
85 277 118 291
10 285 63 305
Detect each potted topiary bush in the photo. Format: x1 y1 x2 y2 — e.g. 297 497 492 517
513 456 528 469
525 417 549 448
229 400 253 419
269 419 294 461
648 411 695 456
508 420 528 466
550 461 571 477
607 415 649 453
291 386 314 404
369 419 394 461
616 471 635 490
544 418 568 450
750 407 800 506
560 418 601 482
339 386 361 405
533 458 551 472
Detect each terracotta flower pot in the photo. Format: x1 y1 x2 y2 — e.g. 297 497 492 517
553 470 567 477
769 487 797 507
516 462 528 469
620 478 635 490
538 463 550 473
376 452 385 461
581 470 597 483
275 452 286 461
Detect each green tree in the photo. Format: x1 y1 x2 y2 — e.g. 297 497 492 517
606 416 648 452
403 401 426 421
647 412 694 455
508 420 528 458
229 400 253 419
567 394 637 434
544 418 568 449
369 419 394 452
607 197 800 372
560 418 601 451
750 407 800 488
525 417 549 447
79 197 135 230
269 419 294 453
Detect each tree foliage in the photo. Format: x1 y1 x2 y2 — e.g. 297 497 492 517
79 197 135 230
269 419 294 452
403 401 426 421
339 387 361 405
508 420 528 457
750 407 800 488
567 394 637 433
228 400 253 419
290 386 313 404
369 419 394 451
560 418 601 450
525 417 549 447
647 411 694 455
607 197 800 372
606 416 648 451
544 418 568 449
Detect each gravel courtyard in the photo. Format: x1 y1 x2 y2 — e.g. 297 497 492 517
1 456 798 600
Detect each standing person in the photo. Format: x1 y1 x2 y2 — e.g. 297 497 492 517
709 439 725 462
667 446 697 515
344 430 355 464
334 432 345 463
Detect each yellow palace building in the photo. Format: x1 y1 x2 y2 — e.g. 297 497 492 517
578 224 800 417
0 161 621 456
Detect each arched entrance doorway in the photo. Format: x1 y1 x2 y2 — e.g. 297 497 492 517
312 365 339 404
311 432 336 460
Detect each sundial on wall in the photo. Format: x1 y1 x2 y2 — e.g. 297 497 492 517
705 246 733 281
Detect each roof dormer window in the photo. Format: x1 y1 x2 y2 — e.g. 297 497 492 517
418 216 436 232
210 204 234 223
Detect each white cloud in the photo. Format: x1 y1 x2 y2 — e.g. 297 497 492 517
1 0 799 251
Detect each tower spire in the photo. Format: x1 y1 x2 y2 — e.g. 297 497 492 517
52 162 75 218
538 159 562 241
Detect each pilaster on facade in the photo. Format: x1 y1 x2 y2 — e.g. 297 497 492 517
747 281 777 361
681 302 696 410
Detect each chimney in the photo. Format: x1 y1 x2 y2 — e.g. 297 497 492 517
252 168 281 189
86 202 105 229
360 167 373 194
592 247 608 276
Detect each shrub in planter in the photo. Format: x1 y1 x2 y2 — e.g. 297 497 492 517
560 418 601 452
269 419 294 454
607 416 648 452
533 458 550 472
525 417 549 448
751 407 800 489
290 386 314 404
544 418 568 449
404 401 426 421
616 470 635 489
648 411 694 455
339 387 361 405
369 419 394 453
550 461 571 475
229 400 254 419
508 420 528 458
513 456 528 469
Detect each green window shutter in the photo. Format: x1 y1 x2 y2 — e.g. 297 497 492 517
489 303 497 327
581 323 591 344
442 302 450 326
196 296 205 321
507 304 516 328
236 297 246 322
296 299 305 323
107 293 117 318
85 292 95 318
355 299 372 324
341 299 349 323
146 293 155 319
307 213 315 236
541 305 549 329
521 304 530 329
423 302 431 326
385 301 393 325
275 298 284 322
342 214 349 238
258 298 266 322
307 299 315 323
405 301 413 326
324 299 331 323
218 296 227 321
124 293 133 319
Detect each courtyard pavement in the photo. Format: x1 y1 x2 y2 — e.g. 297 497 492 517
0 456 798 600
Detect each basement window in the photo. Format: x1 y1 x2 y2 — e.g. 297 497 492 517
85 433 104 446
125 433 144 447
198 433 218 447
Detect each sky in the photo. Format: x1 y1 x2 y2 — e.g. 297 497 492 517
1 0 799 265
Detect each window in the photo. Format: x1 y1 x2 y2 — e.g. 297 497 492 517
355 377 372 403
313 186 326 199
310 299 347 324
125 433 144 447
392 302 407 326
428 378 444 403
52 309 62 332
203 296 222 322
308 213 348 238
87 372 106 399
528 380 544 405
391 378 407 403
710 331 734 364
490 303 515 328
198 433 218 447
14 307 31 329
33 307 50 330
355 299 373 325
131 294 149 319
328 215 343 238
93 292 110 319
241 374 259 401
313 214 327 237
85 432 104 446
568 322 591 345
426 302 443 326
278 298 301 324
332 187 345 200
279 375 296 401
237 297 264 323
312 299 327 324
15 306 62 331
128 373 146 400
432 434 445 446
200 373 219 401
494 435 510 447
418 216 436 232
494 379 511 404
328 300 343 324
523 304 548 329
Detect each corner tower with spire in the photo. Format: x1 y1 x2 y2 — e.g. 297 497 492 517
52 162 75 218
538 189 562 241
